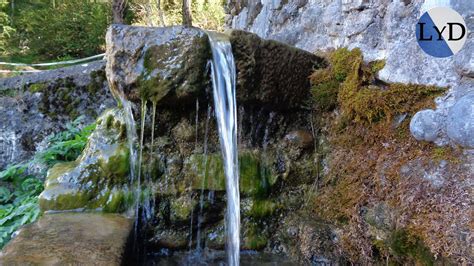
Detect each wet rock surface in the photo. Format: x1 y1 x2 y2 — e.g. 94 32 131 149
39 108 130 212
0 212 132 265
105 25 323 109
105 25 211 105
230 30 324 110
0 61 115 169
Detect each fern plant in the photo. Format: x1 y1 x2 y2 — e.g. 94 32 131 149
0 116 95 249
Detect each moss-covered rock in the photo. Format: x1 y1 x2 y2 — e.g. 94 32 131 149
183 150 277 196
105 25 211 105
39 108 131 212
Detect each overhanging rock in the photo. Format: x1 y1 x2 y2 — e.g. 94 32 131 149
105 25 324 110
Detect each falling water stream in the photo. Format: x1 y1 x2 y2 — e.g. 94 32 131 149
207 31 240 266
120 31 241 265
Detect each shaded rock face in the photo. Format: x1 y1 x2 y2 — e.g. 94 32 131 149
0 212 132 265
230 30 325 110
228 0 474 147
0 61 115 169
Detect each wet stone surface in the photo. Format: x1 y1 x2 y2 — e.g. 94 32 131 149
0 212 132 265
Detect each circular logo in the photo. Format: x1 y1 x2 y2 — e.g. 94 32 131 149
416 7 468 58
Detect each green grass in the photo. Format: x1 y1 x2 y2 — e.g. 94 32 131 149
0 116 96 248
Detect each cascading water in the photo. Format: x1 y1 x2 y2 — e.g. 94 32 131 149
207 31 240 266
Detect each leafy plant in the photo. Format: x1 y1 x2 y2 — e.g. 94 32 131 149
0 116 95 249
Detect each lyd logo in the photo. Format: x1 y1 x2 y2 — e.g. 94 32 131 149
416 7 467 58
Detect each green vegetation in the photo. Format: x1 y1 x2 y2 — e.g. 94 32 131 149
0 0 224 71
0 117 95 248
1 0 112 62
389 230 434 265
130 0 225 30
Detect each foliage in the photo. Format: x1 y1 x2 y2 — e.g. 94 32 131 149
38 118 96 166
1 0 111 61
130 0 225 30
0 0 15 56
0 117 95 249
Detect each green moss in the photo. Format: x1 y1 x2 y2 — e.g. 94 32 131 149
331 48 363 82
185 151 277 196
243 224 267 250
103 189 134 213
39 185 91 211
249 199 279 218
389 230 435 265
28 83 47 93
311 79 340 112
0 88 17 97
310 48 444 125
39 109 131 213
369 60 386 74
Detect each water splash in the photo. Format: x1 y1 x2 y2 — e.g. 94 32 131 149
207 31 240 266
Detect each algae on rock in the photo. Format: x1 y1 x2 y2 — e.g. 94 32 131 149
39 108 131 212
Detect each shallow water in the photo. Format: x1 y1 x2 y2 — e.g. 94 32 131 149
145 250 296 266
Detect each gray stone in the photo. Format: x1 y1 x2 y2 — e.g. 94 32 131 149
228 0 474 146
0 61 115 170
410 109 444 142
447 93 474 148
105 25 211 105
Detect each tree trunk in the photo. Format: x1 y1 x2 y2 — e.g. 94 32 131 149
156 0 166 26
112 0 127 24
182 0 192 27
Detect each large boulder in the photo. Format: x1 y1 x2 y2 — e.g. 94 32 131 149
105 25 323 110
105 25 211 105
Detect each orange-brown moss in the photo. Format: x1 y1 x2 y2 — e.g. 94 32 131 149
309 48 469 263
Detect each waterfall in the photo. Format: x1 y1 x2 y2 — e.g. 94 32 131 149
207 31 240 266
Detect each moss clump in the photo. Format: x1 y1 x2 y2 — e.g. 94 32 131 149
389 229 435 265
249 199 279 218
184 151 277 197
28 83 48 93
243 224 268 250
310 47 443 124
